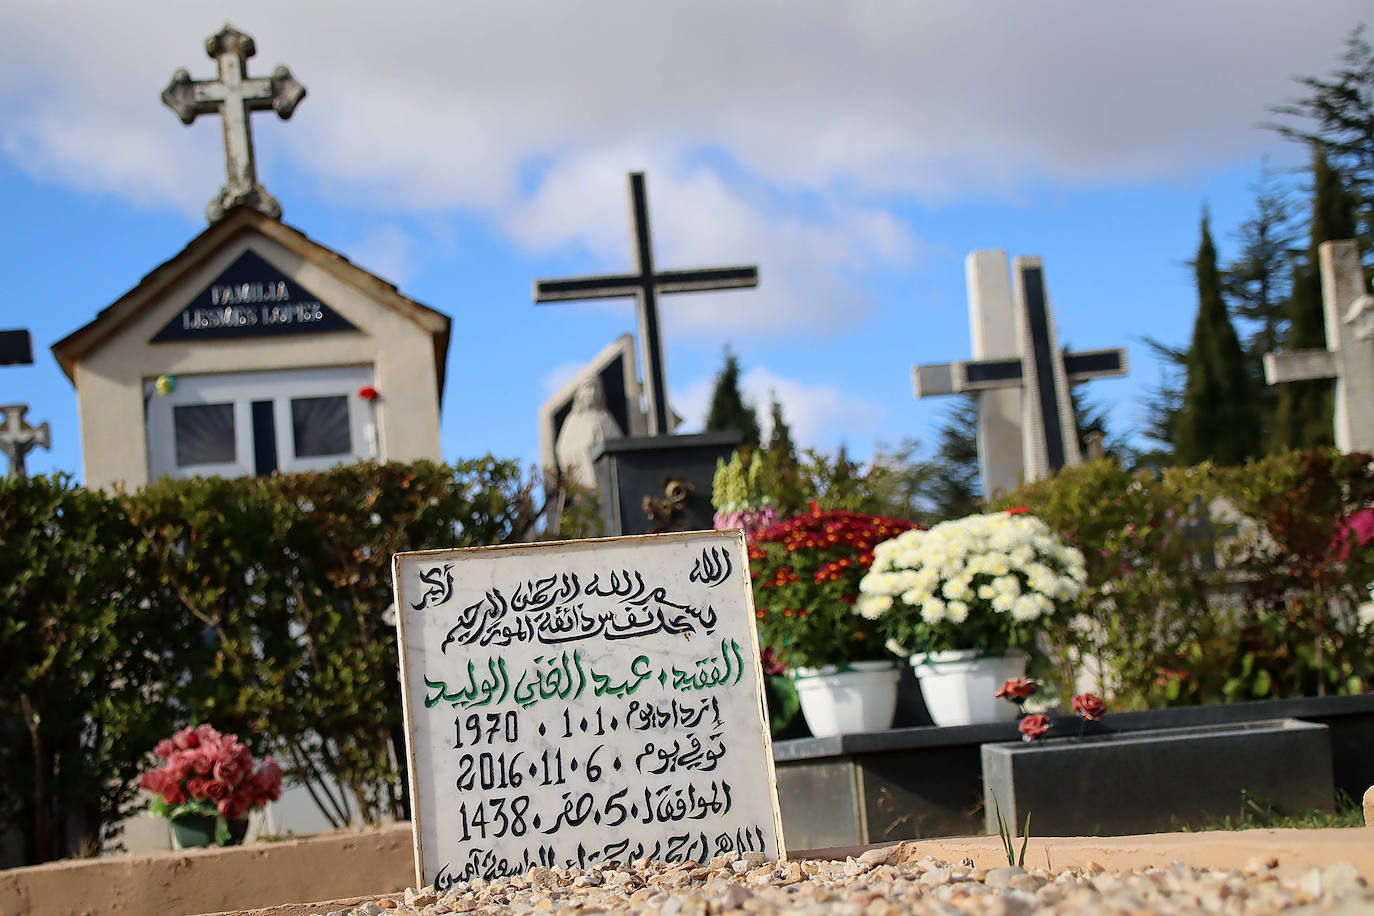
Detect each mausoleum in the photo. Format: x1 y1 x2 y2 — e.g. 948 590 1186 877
51 24 450 491
52 207 451 490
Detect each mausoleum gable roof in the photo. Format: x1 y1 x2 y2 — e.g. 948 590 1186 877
51 206 451 401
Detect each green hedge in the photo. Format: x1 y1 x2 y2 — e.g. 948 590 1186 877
0 458 578 864
991 449 1374 709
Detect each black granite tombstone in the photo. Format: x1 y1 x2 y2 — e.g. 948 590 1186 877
592 430 741 536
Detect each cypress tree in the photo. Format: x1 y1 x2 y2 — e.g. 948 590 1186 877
766 393 796 462
1174 213 1261 466
704 347 761 447
1272 146 1357 451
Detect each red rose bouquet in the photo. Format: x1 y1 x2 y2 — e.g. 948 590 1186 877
140 724 283 842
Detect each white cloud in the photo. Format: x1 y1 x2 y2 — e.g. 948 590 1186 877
3 3 1360 215
343 223 415 287
672 365 885 453
541 361 584 397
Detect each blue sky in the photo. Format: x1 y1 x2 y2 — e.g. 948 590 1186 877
1 3 1366 483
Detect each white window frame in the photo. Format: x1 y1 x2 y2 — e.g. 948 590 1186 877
146 366 377 480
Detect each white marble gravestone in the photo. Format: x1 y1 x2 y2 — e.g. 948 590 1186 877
393 531 785 889
1263 239 1374 454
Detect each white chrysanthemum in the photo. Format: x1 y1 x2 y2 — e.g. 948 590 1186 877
943 577 973 601
946 600 970 623
1011 593 1051 621
920 597 948 624
856 593 892 620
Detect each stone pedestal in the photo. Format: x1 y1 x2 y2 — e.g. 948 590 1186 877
592 431 742 536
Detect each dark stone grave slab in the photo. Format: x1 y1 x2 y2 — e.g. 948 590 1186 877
981 718 1333 837
771 693 1374 847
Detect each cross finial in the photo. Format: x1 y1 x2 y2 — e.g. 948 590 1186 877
162 24 306 223
0 404 50 478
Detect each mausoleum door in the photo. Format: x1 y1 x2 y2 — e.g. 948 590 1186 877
145 366 377 480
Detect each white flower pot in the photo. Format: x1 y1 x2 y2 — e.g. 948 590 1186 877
791 660 900 737
910 650 1026 727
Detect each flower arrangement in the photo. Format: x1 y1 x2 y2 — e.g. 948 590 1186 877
140 725 283 841
856 511 1087 656
750 508 917 669
712 450 780 535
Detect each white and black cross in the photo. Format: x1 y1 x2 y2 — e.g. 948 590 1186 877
913 253 1128 495
533 172 759 438
1263 239 1374 454
162 24 306 223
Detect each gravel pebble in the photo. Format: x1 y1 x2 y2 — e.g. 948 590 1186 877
310 843 1371 916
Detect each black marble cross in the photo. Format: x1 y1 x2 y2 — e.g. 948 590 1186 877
534 172 759 437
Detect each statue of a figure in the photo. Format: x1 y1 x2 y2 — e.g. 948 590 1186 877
555 376 624 490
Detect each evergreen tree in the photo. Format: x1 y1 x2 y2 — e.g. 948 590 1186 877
766 393 796 462
926 396 982 520
1224 160 1297 358
1268 25 1374 259
1137 335 1188 467
704 347 761 447
1272 147 1357 451
1174 213 1261 466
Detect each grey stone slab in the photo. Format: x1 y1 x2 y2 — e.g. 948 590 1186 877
982 718 1334 837
773 758 862 850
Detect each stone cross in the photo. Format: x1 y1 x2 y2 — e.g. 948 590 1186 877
0 405 50 478
913 252 1128 496
533 172 759 437
1263 239 1374 454
162 24 306 223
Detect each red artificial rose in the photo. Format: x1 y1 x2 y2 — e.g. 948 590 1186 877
154 739 176 760
214 757 245 787
167 756 192 782
219 793 251 821
202 779 233 803
161 783 186 806
139 771 164 793
1072 693 1108 721
172 727 199 750
190 748 215 776
1018 714 1051 741
995 676 1037 702
186 778 210 800
258 757 284 801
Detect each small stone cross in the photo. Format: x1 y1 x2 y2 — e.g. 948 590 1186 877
0 404 50 478
162 24 306 223
534 172 759 438
1263 239 1374 454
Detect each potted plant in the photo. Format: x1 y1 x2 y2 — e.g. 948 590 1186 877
140 724 284 848
857 510 1087 726
750 507 917 736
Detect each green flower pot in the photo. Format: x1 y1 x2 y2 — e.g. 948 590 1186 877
170 813 249 848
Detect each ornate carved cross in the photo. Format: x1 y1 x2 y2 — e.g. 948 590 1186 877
162 24 306 222
0 405 50 478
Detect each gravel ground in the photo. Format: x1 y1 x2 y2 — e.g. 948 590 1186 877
308 843 1373 916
